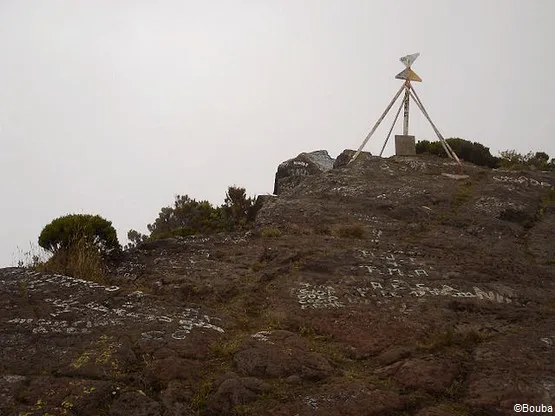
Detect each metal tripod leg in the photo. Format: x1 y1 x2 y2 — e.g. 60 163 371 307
379 96 405 157
349 84 405 163
409 87 462 166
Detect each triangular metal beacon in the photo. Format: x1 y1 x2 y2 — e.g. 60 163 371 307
349 52 461 167
400 52 420 68
395 68 422 82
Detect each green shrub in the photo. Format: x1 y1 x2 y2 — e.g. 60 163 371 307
498 150 554 171
416 138 499 168
417 138 554 171
125 229 148 249
38 214 120 255
223 186 262 228
147 196 227 239
142 186 262 243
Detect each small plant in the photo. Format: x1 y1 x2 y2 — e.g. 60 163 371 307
444 378 465 400
536 188 555 220
210 337 242 358
287 223 313 235
451 181 473 211
260 227 281 238
313 224 332 235
334 224 365 239
191 379 213 413
418 327 486 353
11 241 49 268
18 280 29 299
250 261 266 272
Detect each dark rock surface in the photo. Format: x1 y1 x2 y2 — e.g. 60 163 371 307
1 152 554 415
273 149 335 195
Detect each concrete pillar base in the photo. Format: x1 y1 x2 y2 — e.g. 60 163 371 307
395 135 416 156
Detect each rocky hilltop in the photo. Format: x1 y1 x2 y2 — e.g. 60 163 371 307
1 151 554 415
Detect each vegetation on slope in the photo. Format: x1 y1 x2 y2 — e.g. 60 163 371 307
416 137 554 170
126 185 262 249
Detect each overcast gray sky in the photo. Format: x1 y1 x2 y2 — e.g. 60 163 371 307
1 0 553 266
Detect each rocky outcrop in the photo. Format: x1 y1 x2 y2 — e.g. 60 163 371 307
273 150 335 195
1 154 554 415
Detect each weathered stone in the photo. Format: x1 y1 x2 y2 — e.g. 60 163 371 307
206 377 270 415
376 345 412 365
1 153 554 415
109 391 162 416
391 356 459 393
273 150 335 195
233 330 334 380
160 380 194 415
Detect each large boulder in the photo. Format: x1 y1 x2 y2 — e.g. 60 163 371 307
273 150 335 195
333 149 373 168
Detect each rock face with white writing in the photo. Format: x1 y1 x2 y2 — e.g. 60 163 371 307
0 267 225 416
1 153 554 415
273 149 335 195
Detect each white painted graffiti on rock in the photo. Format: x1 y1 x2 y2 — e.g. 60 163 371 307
288 167 310 177
357 250 428 278
1 270 224 340
295 283 345 310
493 175 551 188
252 331 274 343
293 280 514 310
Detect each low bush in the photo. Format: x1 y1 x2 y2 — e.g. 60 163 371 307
416 138 498 168
417 138 555 171
37 214 120 281
38 214 120 255
126 186 263 249
498 150 554 171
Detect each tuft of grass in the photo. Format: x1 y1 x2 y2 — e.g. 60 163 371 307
11 242 50 269
418 327 486 353
231 405 251 415
260 227 282 238
333 223 365 239
263 310 287 330
286 223 313 235
37 236 107 283
191 379 213 413
444 377 466 400
451 180 473 211
250 261 265 272
18 280 29 300
313 224 332 235
535 188 555 221
210 337 243 358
